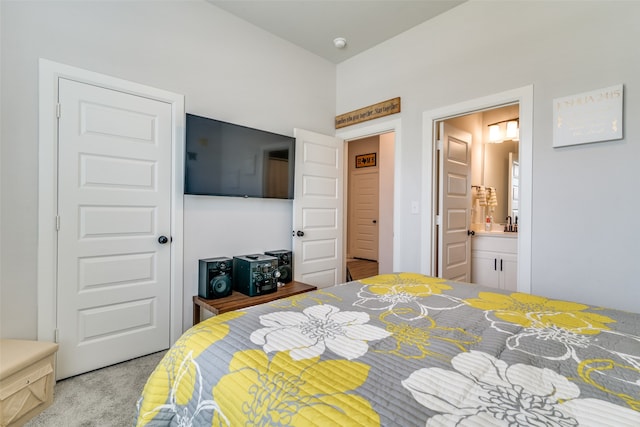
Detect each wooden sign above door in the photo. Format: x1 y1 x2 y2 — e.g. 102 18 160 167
335 97 401 129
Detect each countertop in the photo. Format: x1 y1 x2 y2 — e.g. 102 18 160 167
473 230 518 238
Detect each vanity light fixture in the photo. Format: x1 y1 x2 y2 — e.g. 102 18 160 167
487 118 519 143
489 124 502 142
506 120 519 139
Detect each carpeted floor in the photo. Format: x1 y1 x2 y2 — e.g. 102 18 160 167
25 264 376 426
26 350 166 427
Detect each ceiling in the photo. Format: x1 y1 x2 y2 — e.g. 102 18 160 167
207 1 467 64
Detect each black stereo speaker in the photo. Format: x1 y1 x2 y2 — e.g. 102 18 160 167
198 257 233 299
264 250 293 284
233 254 279 297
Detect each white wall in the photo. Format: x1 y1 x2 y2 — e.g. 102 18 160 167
4 1 639 341
0 1 336 338
336 1 640 312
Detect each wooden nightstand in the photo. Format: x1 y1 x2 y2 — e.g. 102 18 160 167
193 281 317 325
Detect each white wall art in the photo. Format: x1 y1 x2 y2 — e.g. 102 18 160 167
553 84 623 148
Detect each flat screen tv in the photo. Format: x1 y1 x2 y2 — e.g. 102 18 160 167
184 114 295 199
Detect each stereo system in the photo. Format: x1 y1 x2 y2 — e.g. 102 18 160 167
264 250 293 284
198 257 233 299
233 254 280 297
198 250 293 298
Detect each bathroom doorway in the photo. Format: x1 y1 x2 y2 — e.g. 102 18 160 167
421 86 533 294
436 104 520 284
446 104 519 233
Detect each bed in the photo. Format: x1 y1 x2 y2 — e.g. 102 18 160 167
135 273 640 426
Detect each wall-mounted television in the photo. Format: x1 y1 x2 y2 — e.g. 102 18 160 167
185 114 295 199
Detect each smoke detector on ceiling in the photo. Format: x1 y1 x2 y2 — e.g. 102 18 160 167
333 37 347 49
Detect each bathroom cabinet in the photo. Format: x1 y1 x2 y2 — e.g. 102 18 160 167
471 234 517 291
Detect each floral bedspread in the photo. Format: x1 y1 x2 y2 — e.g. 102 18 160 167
135 273 640 426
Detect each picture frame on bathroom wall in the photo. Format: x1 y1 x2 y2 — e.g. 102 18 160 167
552 84 623 148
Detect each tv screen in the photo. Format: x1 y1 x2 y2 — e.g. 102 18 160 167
185 114 295 199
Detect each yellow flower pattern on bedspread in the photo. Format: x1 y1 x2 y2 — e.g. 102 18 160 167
135 274 640 426
465 292 615 333
578 358 640 411
136 311 245 425
463 290 640 418
374 310 481 360
212 350 379 426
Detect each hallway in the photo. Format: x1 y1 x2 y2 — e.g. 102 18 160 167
346 259 378 281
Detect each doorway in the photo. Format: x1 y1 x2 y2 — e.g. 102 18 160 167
338 121 399 281
347 136 380 263
421 86 533 294
345 136 379 281
37 60 185 379
436 104 519 284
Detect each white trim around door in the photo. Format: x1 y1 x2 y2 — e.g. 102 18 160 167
37 59 185 347
421 86 533 294
337 119 401 273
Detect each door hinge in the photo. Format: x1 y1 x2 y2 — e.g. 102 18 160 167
56 215 60 231
54 329 59 343
436 139 443 151
56 103 61 118
435 215 442 226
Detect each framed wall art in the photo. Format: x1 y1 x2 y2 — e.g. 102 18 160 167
553 84 623 148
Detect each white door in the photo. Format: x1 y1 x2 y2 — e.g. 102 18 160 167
292 129 344 288
349 170 379 261
438 122 472 282
56 78 172 379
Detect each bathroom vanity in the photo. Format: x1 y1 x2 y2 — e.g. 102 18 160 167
471 232 518 291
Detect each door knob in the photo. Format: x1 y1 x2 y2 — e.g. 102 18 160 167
296 230 305 237
158 235 169 244
467 230 475 236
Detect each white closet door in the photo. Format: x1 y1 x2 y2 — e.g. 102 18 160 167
56 78 172 379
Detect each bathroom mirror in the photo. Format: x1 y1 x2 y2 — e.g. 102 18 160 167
508 152 519 220
483 140 518 223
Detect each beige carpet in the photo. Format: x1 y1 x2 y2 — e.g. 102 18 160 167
26 350 166 427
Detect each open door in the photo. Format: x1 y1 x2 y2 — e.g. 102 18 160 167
437 122 472 281
292 129 344 288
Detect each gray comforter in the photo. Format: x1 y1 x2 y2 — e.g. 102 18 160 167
136 273 640 426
